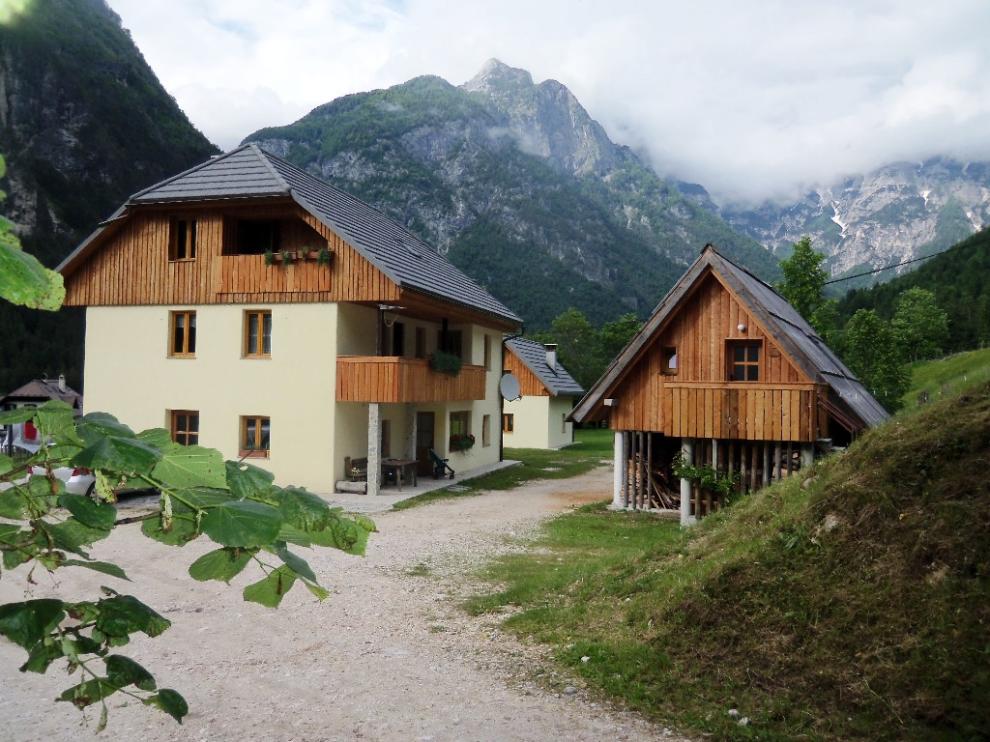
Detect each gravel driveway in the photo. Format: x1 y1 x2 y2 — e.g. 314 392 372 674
0 466 684 741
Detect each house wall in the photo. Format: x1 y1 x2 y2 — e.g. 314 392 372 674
84 303 339 492
503 395 550 449
608 271 825 442
503 395 577 449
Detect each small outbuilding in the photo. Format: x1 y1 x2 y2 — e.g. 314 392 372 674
502 338 584 449
570 245 888 524
0 375 83 453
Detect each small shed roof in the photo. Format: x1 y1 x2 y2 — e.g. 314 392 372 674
59 144 521 327
571 245 889 430
506 337 584 397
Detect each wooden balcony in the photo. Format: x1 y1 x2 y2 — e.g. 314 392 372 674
336 356 487 403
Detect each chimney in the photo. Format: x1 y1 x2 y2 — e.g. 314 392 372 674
57 374 66 392
545 343 558 370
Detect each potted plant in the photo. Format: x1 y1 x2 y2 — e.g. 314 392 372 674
263 249 275 266
316 246 332 266
449 433 475 452
429 350 462 377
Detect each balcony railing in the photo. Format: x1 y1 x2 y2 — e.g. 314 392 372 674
336 356 486 403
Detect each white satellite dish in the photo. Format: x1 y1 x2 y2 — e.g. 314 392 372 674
499 373 521 401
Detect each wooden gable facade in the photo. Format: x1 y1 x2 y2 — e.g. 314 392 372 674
62 201 400 308
607 269 827 443
503 347 551 396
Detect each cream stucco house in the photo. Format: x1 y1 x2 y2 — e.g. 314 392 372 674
58 144 522 495
502 338 583 449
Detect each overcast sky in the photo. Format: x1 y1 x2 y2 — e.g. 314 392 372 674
113 0 990 204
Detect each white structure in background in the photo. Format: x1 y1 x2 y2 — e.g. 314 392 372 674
502 338 584 449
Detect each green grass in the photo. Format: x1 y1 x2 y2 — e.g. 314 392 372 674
392 427 612 510
902 347 990 409
469 383 990 739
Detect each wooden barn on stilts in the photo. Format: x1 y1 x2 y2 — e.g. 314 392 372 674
570 244 889 525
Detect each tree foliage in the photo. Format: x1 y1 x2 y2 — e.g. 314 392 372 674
0 154 374 729
842 309 910 411
891 287 950 362
532 309 643 390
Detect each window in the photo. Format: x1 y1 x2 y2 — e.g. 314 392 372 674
170 410 199 446
228 219 280 255
437 329 463 360
727 341 761 381
482 415 491 447
450 411 470 436
502 413 514 433
169 218 196 261
169 311 196 357
483 335 492 371
561 413 567 434
661 346 678 375
381 419 391 457
414 327 427 359
244 310 272 358
240 415 270 457
391 322 405 356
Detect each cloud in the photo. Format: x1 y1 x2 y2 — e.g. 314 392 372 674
113 0 990 203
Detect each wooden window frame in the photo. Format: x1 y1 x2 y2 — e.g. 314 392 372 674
168 310 196 358
168 217 197 262
726 340 763 382
170 410 199 446
661 346 678 375
482 414 491 447
243 310 272 359
502 413 514 433
239 415 270 458
449 410 471 437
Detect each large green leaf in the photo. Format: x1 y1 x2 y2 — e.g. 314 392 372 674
95 595 170 639
0 599 65 649
242 565 296 608
188 547 255 583
144 688 188 723
35 400 78 441
152 445 227 490
58 677 116 708
73 434 161 476
136 427 173 449
0 407 36 425
225 461 274 500
276 487 333 531
20 639 64 673
62 559 129 581
201 500 282 547
0 229 65 310
0 487 28 518
58 493 117 530
276 546 317 583
42 517 111 556
75 413 136 445
141 512 200 546
105 654 156 691
0 453 12 476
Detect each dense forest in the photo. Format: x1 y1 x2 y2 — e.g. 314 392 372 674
0 0 216 395
837 228 990 353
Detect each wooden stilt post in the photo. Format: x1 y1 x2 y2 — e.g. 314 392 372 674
740 442 747 493
646 433 653 510
623 432 631 508
774 443 782 481
750 443 758 492
801 443 815 472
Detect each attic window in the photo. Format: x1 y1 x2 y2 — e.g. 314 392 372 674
169 218 196 261
661 346 678 375
226 219 281 255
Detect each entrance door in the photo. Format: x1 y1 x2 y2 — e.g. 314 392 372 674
416 412 435 476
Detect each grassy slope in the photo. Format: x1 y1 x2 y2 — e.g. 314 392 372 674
393 428 612 510
903 347 990 410
469 384 990 739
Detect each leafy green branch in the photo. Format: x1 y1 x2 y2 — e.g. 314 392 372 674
672 455 739 499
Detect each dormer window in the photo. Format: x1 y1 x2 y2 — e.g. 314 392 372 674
169 218 196 261
224 218 281 255
727 340 761 381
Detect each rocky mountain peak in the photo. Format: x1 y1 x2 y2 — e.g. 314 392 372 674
462 58 534 93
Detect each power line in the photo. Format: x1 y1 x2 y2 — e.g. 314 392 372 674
822 236 983 286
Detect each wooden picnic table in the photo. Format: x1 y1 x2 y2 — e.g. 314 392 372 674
381 458 418 490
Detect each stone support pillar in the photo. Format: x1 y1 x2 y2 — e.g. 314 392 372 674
367 403 381 496
680 438 696 526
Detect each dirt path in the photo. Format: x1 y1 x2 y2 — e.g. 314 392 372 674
0 467 683 741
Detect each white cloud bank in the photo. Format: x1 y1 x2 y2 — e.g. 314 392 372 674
113 0 990 204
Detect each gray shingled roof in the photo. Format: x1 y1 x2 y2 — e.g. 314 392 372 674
61 144 521 326
571 245 889 431
506 337 584 397
1 378 83 409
